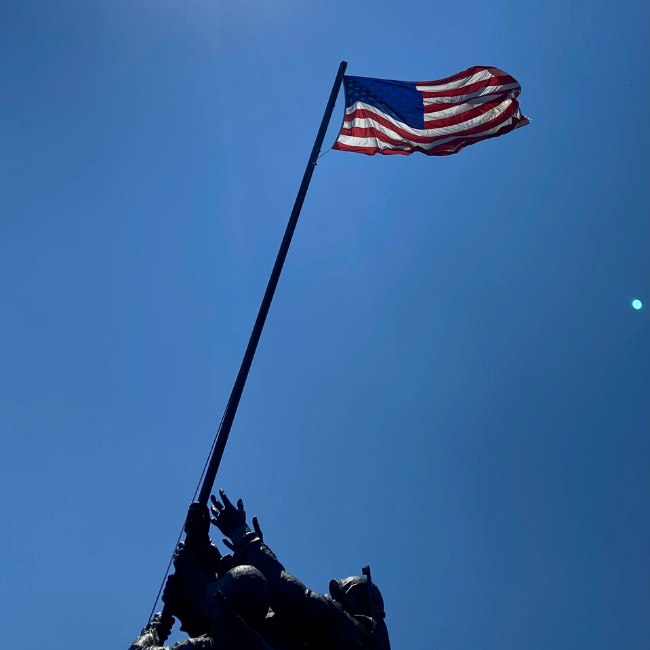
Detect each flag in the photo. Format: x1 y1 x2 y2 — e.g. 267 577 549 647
332 66 529 156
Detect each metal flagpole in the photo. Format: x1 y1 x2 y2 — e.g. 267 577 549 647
155 60 348 639
197 59 348 506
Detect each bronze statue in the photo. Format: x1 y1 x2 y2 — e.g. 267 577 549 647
131 492 391 650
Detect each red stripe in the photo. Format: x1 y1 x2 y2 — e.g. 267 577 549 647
338 127 410 148
428 118 523 154
342 100 519 145
423 96 507 128
347 96 509 134
334 117 523 157
338 107 519 154
333 142 412 155
422 91 508 115
420 75 519 99
342 109 424 141
417 65 493 86
424 98 470 114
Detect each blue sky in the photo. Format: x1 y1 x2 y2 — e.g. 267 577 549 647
0 1 648 648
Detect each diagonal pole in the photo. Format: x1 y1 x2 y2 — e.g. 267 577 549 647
154 60 348 641
197 59 348 505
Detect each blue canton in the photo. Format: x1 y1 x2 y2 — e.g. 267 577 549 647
343 76 424 129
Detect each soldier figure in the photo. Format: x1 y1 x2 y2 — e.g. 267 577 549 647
129 504 274 650
130 566 275 650
130 492 391 650
210 490 391 650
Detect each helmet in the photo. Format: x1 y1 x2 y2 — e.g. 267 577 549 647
329 576 385 619
205 565 270 631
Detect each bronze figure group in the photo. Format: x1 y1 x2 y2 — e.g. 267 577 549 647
130 490 391 650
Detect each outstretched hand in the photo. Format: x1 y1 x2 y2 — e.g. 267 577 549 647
210 489 249 545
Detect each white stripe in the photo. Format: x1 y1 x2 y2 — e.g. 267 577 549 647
421 82 520 105
336 115 518 152
416 68 494 92
422 95 508 122
337 134 411 151
343 99 515 139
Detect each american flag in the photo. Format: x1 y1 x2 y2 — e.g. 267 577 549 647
332 66 529 156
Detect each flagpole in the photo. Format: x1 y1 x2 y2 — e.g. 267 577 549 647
197 59 347 505
155 60 347 639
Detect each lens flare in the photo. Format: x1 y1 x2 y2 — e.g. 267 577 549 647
632 300 643 310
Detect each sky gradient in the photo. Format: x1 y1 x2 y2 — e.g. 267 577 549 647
0 1 648 648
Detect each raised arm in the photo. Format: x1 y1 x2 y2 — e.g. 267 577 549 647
209 491 370 646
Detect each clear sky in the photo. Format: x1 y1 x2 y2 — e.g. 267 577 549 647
0 1 648 649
